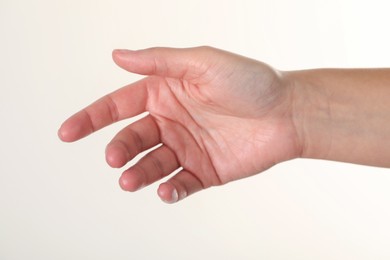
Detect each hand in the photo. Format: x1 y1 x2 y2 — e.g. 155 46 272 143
58 46 301 203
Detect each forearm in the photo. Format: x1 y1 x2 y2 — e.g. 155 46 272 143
287 68 390 167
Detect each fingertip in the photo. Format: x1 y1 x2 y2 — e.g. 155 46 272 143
112 49 133 61
57 122 77 142
119 170 143 192
58 112 93 142
105 143 128 168
57 126 66 141
113 49 132 55
112 49 139 73
158 182 179 204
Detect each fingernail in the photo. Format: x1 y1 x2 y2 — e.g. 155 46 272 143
113 49 133 55
162 188 178 204
170 188 178 203
57 127 63 140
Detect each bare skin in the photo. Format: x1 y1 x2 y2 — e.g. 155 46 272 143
58 46 390 203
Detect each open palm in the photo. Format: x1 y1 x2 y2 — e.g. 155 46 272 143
58 46 301 203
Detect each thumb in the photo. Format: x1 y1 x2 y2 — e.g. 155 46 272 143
112 46 214 79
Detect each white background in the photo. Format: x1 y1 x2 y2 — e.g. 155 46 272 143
1 0 390 259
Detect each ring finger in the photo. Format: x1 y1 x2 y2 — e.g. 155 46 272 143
105 115 160 168
119 145 180 192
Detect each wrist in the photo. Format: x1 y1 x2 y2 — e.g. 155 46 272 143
283 70 333 161
284 68 390 167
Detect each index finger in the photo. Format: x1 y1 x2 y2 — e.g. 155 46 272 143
58 77 150 142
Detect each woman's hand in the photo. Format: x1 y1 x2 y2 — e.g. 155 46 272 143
58 46 301 203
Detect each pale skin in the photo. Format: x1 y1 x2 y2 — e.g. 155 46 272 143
58 46 390 203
